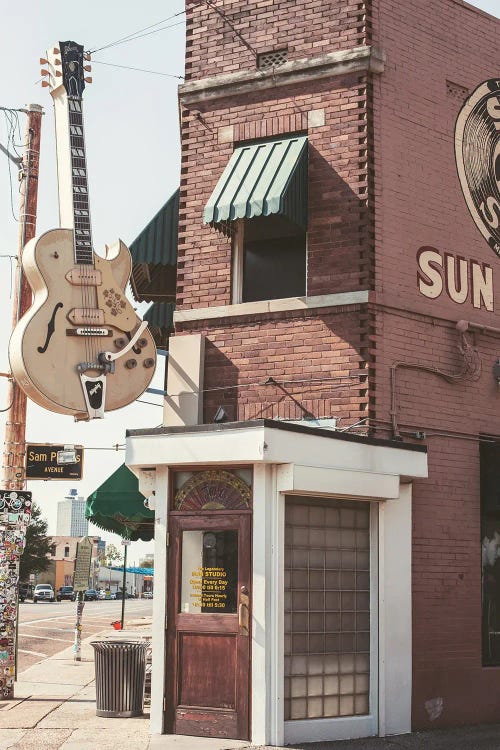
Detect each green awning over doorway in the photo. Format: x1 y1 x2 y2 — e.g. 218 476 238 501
204 135 308 229
86 464 154 542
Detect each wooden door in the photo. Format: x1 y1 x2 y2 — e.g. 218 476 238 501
166 513 251 740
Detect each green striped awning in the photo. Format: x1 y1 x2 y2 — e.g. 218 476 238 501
204 136 308 229
144 302 175 331
130 189 179 303
130 189 179 266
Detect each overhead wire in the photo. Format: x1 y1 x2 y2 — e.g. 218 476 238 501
91 60 184 80
88 14 186 54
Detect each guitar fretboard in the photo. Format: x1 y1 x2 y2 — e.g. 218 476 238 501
68 99 93 265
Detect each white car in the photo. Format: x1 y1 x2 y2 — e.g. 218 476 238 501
33 584 55 603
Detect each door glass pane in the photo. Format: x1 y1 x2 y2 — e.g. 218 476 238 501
180 530 238 614
284 498 371 721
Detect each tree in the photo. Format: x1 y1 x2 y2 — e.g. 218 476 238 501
139 555 154 570
103 543 123 568
19 503 52 581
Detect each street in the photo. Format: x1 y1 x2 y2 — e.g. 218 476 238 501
17 598 153 672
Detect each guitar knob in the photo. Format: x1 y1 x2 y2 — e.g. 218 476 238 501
114 338 126 348
125 359 137 369
137 338 148 349
143 358 155 368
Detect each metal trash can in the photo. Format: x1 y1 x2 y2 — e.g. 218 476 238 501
91 640 147 717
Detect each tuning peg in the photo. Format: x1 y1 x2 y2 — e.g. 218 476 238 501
84 77 93 84
55 71 62 77
84 53 91 61
40 69 50 77
40 57 48 65
84 65 91 72
54 58 61 66
41 81 50 87
53 47 60 54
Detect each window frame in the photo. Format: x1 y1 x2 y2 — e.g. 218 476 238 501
231 218 308 305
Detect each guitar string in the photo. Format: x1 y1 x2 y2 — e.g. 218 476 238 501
72 97 92 370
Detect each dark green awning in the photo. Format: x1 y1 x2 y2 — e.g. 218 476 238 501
204 136 308 229
144 301 175 331
130 189 179 265
86 464 154 542
130 189 179 303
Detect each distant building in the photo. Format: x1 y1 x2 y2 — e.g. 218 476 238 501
56 488 88 537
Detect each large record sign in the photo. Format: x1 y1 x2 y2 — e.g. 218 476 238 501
455 79 500 258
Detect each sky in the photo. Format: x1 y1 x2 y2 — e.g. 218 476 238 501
0 0 185 563
0 0 498 563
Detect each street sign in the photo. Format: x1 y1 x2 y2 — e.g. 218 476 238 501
73 537 93 591
25 444 83 480
121 540 131 546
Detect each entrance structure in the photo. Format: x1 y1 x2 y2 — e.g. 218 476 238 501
127 420 426 743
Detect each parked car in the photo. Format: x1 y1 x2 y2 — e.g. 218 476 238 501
18 583 30 602
56 586 75 602
114 591 132 600
33 584 55 603
83 589 98 601
142 591 153 599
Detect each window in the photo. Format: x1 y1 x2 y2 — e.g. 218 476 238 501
233 215 306 303
204 135 308 304
284 498 371 720
64 546 70 557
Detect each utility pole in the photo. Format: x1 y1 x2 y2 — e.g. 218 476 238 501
2 104 43 491
0 104 43 699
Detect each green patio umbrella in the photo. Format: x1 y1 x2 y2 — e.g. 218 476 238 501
86 463 155 541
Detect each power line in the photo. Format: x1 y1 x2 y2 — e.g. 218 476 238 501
88 14 186 54
91 60 184 80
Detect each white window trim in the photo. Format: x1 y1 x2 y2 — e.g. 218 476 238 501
232 219 244 304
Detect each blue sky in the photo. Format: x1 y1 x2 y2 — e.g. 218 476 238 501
0 0 498 559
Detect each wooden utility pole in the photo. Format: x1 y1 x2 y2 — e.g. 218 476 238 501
0 104 43 700
2 104 43 491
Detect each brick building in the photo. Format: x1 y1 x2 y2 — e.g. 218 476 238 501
126 0 500 743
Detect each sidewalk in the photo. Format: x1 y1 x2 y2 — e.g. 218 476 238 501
1 621 500 750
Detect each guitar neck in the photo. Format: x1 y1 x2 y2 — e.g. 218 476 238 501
68 98 94 265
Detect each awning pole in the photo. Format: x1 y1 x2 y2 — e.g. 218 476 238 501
121 543 127 629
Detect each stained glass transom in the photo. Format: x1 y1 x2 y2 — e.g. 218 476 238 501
284 498 371 721
174 470 251 511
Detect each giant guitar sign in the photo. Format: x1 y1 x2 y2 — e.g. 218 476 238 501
8 42 156 420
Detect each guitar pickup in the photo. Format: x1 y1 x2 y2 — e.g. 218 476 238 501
68 308 105 325
65 268 102 285
66 328 112 337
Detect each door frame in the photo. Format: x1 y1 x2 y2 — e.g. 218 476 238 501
165 511 252 740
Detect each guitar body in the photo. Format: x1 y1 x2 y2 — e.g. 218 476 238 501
9 228 156 418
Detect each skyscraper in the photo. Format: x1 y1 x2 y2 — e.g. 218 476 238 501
56 489 88 537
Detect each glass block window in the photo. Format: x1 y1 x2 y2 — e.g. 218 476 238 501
284 498 371 721
257 49 288 70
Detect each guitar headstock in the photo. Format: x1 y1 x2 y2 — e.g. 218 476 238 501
41 41 92 98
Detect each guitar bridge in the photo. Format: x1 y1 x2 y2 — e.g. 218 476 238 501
77 360 115 374
67 328 112 337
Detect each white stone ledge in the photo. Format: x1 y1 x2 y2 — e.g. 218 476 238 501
179 45 385 105
174 290 370 323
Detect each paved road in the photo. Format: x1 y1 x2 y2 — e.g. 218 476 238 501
17 598 153 671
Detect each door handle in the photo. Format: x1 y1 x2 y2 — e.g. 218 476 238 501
239 587 249 636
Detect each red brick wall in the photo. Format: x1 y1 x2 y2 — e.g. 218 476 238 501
184 0 370 82
370 0 500 729
178 0 374 428
177 73 371 310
